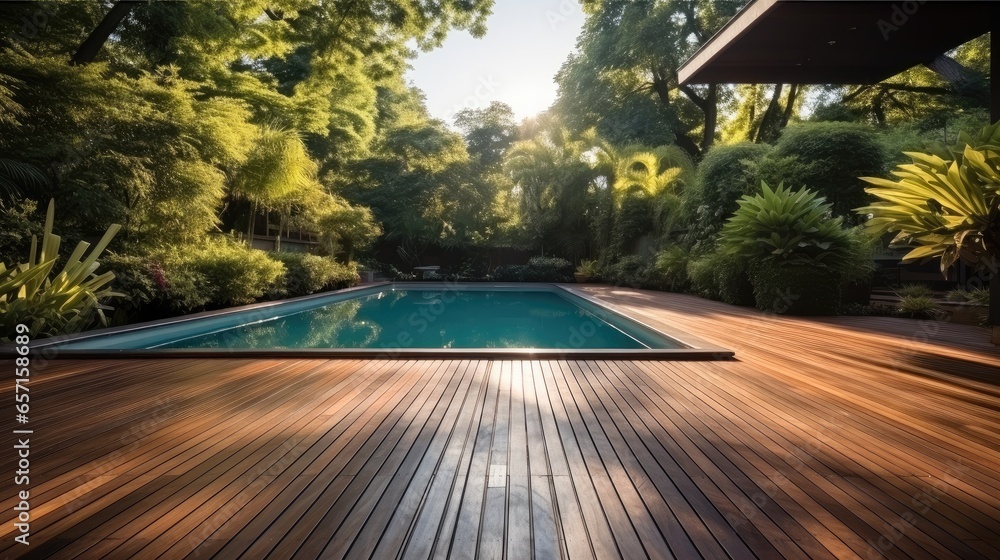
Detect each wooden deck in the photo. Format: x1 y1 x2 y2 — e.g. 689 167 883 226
2 287 998 559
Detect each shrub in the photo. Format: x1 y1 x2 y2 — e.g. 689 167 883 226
684 143 772 246
652 245 690 292
576 259 599 277
0 200 121 340
946 287 989 307
714 254 756 306
269 252 359 298
772 122 884 219
180 238 285 307
897 295 943 319
492 256 574 282
684 250 754 305
601 255 652 288
103 254 168 323
720 182 868 314
894 284 932 299
749 260 842 315
686 253 720 299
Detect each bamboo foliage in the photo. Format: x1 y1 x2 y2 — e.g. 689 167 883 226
0 200 121 340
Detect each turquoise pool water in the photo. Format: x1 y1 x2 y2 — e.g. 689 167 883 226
51 285 686 351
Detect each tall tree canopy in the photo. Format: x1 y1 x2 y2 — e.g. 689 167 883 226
554 0 748 158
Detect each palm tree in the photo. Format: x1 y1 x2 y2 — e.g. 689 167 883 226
229 124 317 244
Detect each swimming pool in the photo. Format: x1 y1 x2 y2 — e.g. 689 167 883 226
31 283 732 359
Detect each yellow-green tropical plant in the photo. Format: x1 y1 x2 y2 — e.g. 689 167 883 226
0 200 122 340
857 122 1000 274
575 259 599 277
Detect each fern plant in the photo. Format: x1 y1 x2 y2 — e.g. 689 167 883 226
0 200 121 340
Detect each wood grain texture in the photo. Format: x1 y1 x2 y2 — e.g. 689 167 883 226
2 287 998 559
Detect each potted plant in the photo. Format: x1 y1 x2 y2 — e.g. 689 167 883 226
574 259 598 283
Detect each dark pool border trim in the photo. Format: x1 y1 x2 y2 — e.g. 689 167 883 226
34 348 733 360
13 282 734 361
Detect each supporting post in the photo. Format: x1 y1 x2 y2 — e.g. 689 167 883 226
991 7 1000 344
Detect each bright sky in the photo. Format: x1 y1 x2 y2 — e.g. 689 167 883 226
407 0 586 126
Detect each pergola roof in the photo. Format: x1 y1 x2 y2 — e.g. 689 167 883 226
678 0 996 85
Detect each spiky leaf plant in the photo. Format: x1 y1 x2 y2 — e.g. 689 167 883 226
857 121 1000 274
720 182 853 266
0 200 121 340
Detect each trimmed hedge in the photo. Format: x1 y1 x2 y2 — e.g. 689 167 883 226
269 252 359 297
771 122 884 219
492 256 574 282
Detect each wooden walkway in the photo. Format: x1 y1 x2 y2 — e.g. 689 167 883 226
1 287 998 559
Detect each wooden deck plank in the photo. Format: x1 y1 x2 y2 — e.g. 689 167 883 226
3 287 1000 559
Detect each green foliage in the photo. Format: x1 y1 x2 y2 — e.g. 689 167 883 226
749 260 842 315
772 122 885 219
0 200 121 340
576 259 599 277
896 295 942 319
894 284 933 299
491 256 574 283
858 122 1000 275
652 245 690 292
720 182 869 313
269 252 359 297
0 198 40 265
554 0 746 156
600 255 653 288
685 142 772 246
455 101 518 168
685 252 720 299
504 123 595 259
946 287 989 306
721 182 853 265
713 253 755 306
231 124 317 206
177 237 285 307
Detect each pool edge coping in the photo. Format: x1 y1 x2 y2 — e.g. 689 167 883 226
10 281 735 361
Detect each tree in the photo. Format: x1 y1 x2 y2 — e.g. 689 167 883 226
556 0 748 158
454 101 518 168
504 121 595 259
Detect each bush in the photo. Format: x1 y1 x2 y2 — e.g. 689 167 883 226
686 252 720 299
601 255 652 288
720 182 869 314
492 256 574 282
103 254 168 323
685 250 754 305
749 260 842 315
685 143 772 246
652 245 690 292
772 122 884 219
897 295 943 319
180 238 285 307
946 287 989 307
714 254 756 306
894 284 932 299
269 252 359 298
